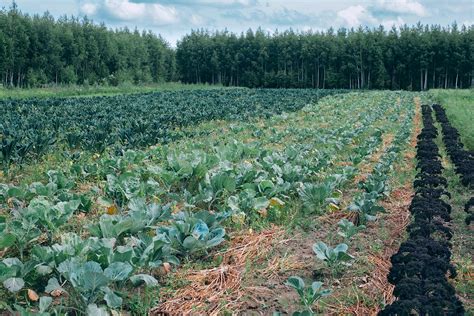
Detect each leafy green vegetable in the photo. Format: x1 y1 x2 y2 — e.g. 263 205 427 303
337 219 366 240
313 241 354 277
158 210 228 256
286 276 331 314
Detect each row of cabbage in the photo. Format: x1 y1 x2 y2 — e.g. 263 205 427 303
286 97 414 314
0 92 411 314
0 89 345 171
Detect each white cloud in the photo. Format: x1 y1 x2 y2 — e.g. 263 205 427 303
80 2 98 15
337 5 377 27
377 0 428 17
103 0 146 20
80 0 179 25
106 0 178 24
199 0 256 5
190 14 205 26
150 0 258 8
380 16 405 29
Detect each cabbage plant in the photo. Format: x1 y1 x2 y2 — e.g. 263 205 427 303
313 241 354 277
286 276 331 314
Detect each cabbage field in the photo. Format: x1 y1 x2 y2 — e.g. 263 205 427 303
0 89 472 315
0 89 344 168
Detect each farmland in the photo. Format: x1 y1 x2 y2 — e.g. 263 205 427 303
0 88 472 315
0 88 343 170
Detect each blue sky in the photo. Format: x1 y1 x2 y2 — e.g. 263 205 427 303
7 0 474 45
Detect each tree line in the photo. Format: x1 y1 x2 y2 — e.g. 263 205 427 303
177 25 473 90
0 4 472 90
0 3 176 88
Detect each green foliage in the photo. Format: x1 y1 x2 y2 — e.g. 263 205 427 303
285 276 331 314
348 192 386 225
158 210 228 257
56 258 155 310
0 89 341 168
313 241 354 277
0 91 418 313
177 27 473 90
430 89 474 151
0 6 175 88
337 219 366 241
298 182 334 215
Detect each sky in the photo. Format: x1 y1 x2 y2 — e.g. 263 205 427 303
5 0 474 46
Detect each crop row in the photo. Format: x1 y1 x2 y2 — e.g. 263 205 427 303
349 109 414 226
432 104 474 188
286 96 414 314
0 89 345 170
432 103 474 226
380 105 464 315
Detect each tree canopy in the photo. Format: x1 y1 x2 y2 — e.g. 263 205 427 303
176 25 473 90
0 3 472 90
0 4 176 87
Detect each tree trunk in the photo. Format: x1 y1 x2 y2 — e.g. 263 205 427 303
360 50 364 89
367 70 371 89
316 60 320 89
301 59 304 83
444 68 448 89
323 66 326 89
432 65 436 88
455 71 459 89
420 69 423 91
424 69 428 90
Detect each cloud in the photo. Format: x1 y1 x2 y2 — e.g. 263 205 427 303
79 0 179 25
337 5 377 27
15 0 468 47
80 2 98 15
130 0 259 8
380 16 405 29
376 0 427 17
270 7 314 25
221 5 324 28
189 14 206 26
336 4 411 29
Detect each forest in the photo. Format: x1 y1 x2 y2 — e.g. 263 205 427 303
177 25 473 90
0 4 176 87
0 4 472 90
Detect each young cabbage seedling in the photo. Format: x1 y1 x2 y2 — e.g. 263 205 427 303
285 276 331 314
313 241 354 278
337 219 366 241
